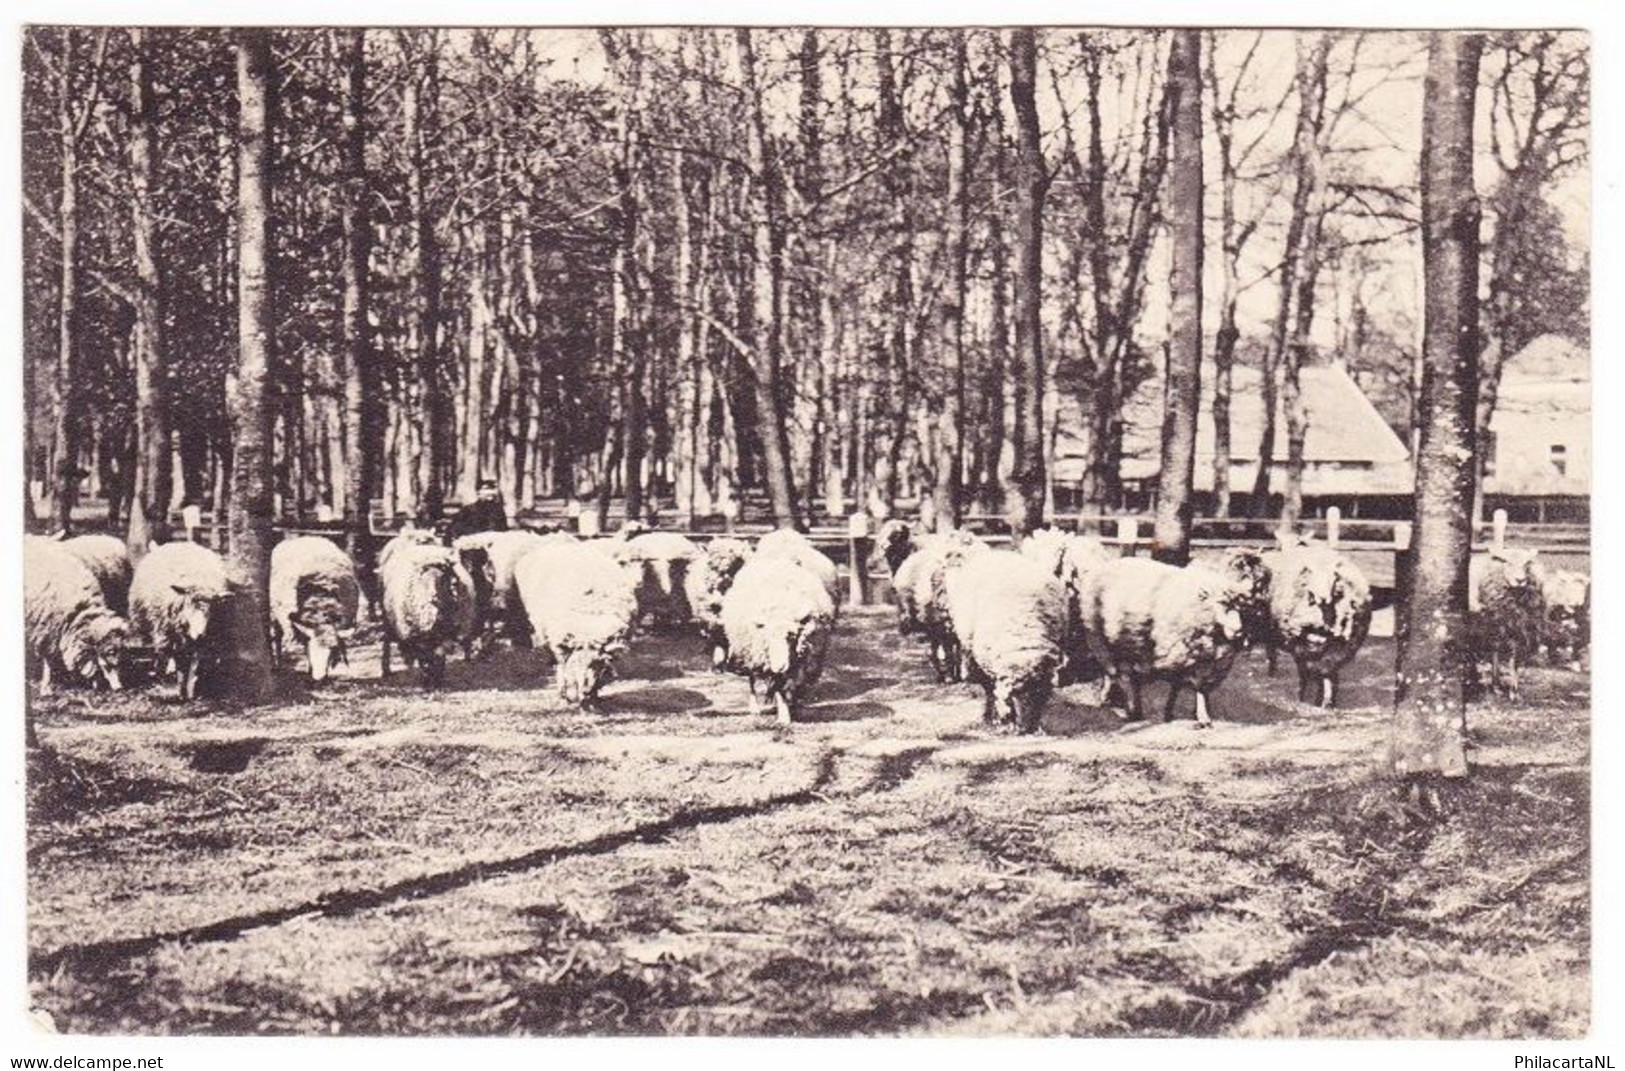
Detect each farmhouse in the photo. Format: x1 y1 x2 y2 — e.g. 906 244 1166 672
1052 361 1414 518
1482 334 1590 522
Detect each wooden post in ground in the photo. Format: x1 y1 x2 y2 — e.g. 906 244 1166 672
1326 505 1342 549
1117 516 1138 557
1492 508 1508 552
848 510 872 608
182 503 201 543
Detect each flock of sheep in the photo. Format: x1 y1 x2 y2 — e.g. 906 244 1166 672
22 517 1590 738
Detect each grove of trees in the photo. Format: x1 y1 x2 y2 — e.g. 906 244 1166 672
22 27 1588 552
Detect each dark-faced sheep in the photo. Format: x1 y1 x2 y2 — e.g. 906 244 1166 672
514 541 639 707
128 540 232 700
718 556 837 724
1078 556 1251 728
943 550 1068 732
1469 546 1545 698
60 534 133 615
24 537 130 704
378 535 477 687
270 535 361 682
1258 542 1371 707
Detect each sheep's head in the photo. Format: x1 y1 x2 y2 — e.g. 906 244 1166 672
557 642 625 706
1217 548 1273 638
289 603 348 683
63 610 129 691
171 585 225 641
1490 546 1544 596
874 521 915 576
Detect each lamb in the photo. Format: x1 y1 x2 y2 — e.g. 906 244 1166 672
1540 569 1589 668
894 537 991 681
614 531 704 629
514 541 639 707
269 535 360 682
128 540 232 700
1078 556 1252 728
717 555 837 724
60 533 133 615
943 550 1068 732
1469 546 1546 698
687 537 754 657
754 527 840 599
24 537 130 703
378 535 477 687
1258 542 1371 707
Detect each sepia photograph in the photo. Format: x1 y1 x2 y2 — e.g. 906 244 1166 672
14 13 1599 1045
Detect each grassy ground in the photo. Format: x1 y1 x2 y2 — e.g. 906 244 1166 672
26 606 1589 1037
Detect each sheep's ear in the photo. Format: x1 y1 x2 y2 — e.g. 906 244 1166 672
170 583 189 595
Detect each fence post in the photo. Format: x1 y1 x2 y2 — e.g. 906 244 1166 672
576 501 600 538
1326 505 1341 549
1492 508 1508 552
847 511 872 608
1116 516 1138 557
182 504 201 543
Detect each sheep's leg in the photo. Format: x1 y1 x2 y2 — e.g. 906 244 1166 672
1018 681 1050 734
1121 676 1144 722
37 658 55 697
1321 674 1336 709
942 639 962 683
179 654 196 701
1194 690 1213 729
746 677 765 716
380 638 392 678
774 688 794 726
1266 643 1279 676
981 685 998 725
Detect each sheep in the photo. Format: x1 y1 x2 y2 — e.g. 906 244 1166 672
60 533 132 615
1257 542 1371 707
1208 547 1275 649
24 538 129 706
1469 546 1546 698
943 550 1068 732
755 527 841 600
128 540 232 700
614 531 704 629
452 529 557 648
1020 528 1114 681
378 537 477 687
514 541 639 707
269 535 360 683
687 537 754 659
717 555 837 724
1078 556 1252 728
873 520 918 577
894 537 991 681
1540 569 1589 669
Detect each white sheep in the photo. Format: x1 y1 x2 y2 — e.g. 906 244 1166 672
718 555 837 724
378 535 477 687
269 535 361 683
513 541 639 707
614 531 704 629
60 533 133 615
1019 528 1114 681
1540 569 1589 668
24 537 130 704
894 536 991 681
943 550 1068 732
755 527 840 600
1078 556 1251 728
1259 542 1371 707
128 540 232 700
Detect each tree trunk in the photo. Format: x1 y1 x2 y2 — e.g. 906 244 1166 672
403 39 445 520
51 34 82 534
1152 32 1202 565
737 28 801 529
1007 28 1047 539
126 27 171 560
219 28 277 701
1252 33 1330 520
1392 31 1483 788
339 28 378 560
931 29 971 532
